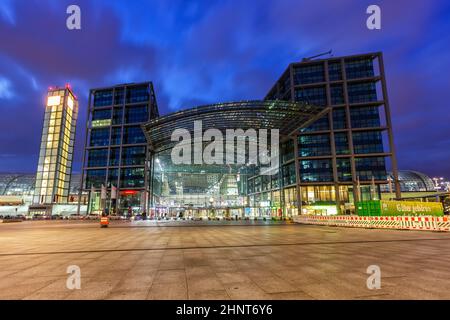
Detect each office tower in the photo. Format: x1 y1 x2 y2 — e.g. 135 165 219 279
80 82 159 214
33 85 79 205
265 52 400 214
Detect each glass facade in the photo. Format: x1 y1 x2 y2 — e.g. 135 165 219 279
82 82 159 214
263 52 397 215
33 87 78 204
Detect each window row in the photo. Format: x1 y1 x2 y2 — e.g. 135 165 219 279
92 105 149 125
84 168 145 188
87 146 146 167
89 126 146 146
93 86 150 107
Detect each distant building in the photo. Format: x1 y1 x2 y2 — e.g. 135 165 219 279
381 170 436 193
0 174 35 196
32 86 79 205
0 173 84 207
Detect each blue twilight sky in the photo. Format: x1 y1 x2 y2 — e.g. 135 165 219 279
0 0 449 177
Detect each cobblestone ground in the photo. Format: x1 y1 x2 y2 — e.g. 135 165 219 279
1 220 450 300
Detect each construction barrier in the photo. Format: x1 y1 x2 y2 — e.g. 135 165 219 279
100 216 109 228
293 215 450 232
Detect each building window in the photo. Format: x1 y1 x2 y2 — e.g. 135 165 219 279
123 126 146 144
347 82 377 104
281 140 294 163
114 88 124 105
282 162 296 186
345 58 374 80
87 149 108 167
247 178 255 194
355 157 387 181
302 185 336 204
337 158 352 182
279 74 291 96
333 108 347 129
328 62 342 81
334 132 350 155
85 169 106 188
109 148 120 166
93 90 113 107
120 168 145 188
112 107 123 125
294 64 325 85
261 175 271 192
301 115 329 132
111 127 122 145
122 146 146 166
126 86 149 104
92 109 111 121
124 105 148 124
299 134 331 157
271 172 280 190
300 159 333 182
108 169 119 187
295 86 327 106
254 176 262 193
352 131 384 154
330 84 344 105
90 128 110 147
350 106 381 128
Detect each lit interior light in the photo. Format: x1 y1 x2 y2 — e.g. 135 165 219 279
47 96 61 107
67 96 74 109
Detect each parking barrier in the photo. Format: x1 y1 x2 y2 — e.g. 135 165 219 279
294 215 449 232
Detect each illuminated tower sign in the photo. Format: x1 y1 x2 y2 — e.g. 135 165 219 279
33 85 79 204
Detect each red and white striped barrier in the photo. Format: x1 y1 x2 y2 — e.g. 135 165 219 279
294 215 450 232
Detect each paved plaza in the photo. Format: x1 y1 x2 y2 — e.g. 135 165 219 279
1 220 450 300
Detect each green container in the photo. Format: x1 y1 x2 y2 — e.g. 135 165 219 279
356 200 381 216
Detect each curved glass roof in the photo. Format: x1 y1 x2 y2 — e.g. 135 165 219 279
384 170 436 192
142 100 329 153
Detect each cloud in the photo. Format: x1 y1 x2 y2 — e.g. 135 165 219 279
0 0 15 25
0 77 14 99
0 0 449 178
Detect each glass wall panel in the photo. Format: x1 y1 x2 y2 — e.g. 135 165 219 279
334 132 350 155
350 106 381 128
328 62 342 81
90 128 110 147
293 64 325 85
123 126 146 144
87 148 108 167
355 157 387 181
120 168 145 188
122 146 146 166
347 82 377 104
93 90 113 107
295 86 327 106
333 108 347 129
345 58 374 79
352 131 384 154
299 134 331 157
337 158 352 182
300 159 333 182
